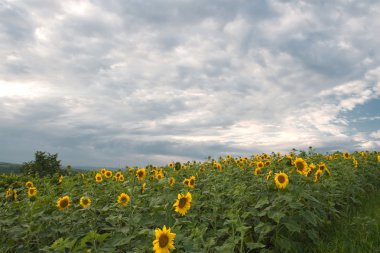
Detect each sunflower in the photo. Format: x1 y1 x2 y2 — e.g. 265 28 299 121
80 197 91 209
274 172 289 190
343 152 350 159
214 162 222 171
95 173 103 183
169 177 175 187
254 167 261 175
59 175 64 183
6 189 12 199
318 162 331 176
168 162 174 169
188 176 196 189
152 225 176 253
141 183 147 193
136 168 147 181
13 190 18 201
118 175 125 182
25 181 34 188
294 157 308 175
105 170 112 178
264 160 271 167
377 155 380 163
129 168 135 174
28 187 37 198
266 170 272 181
257 161 264 169
183 178 190 187
313 169 323 183
114 172 122 179
100 168 107 175
57 195 71 211
173 192 192 216
117 193 130 206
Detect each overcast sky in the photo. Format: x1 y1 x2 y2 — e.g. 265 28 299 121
1 0 380 167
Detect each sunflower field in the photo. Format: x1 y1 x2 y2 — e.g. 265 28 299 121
1 151 379 252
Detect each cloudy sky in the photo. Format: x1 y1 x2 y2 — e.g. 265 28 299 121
1 0 380 167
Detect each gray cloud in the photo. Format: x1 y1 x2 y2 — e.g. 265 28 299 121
1 0 379 167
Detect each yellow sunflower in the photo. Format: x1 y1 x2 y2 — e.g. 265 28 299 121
274 172 289 190
117 193 130 206
188 176 196 189
100 168 107 175
114 172 122 180
343 152 350 159
80 197 91 209
59 175 64 183
57 195 71 211
152 225 176 253
95 173 103 183
25 181 34 188
118 175 125 182
183 178 190 187
377 155 380 163
13 190 18 201
28 187 37 198
141 183 146 193
6 188 12 199
136 168 147 181
318 162 331 176
254 167 261 175
264 160 271 167
294 157 308 175
173 192 192 216
257 161 264 169
105 170 112 178
168 162 174 169
313 169 323 183
266 170 272 181
169 177 175 187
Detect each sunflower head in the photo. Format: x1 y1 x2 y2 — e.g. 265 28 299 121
95 173 103 183
343 152 350 159
254 167 261 175
153 225 176 253
100 168 107 175
25 181 34 188
136 168 147 181
173 192 192 216
183 179 190 187
117 193 130 206
294 157 308 175
266 170 273 181
265 160 271 167
313 169 323 183
105 170 112 178
377 155 380 163
141 183 147 193
58 175 64 183
169 177 175 187
28 187 37 198
274 172 289 190
6 189 13 199
168 162 174 168
257 161 264 168
118 175 125 182
188 176 196 189
57 196 71 211
80 197 91 209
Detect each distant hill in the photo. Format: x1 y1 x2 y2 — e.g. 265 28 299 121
0 162 22 174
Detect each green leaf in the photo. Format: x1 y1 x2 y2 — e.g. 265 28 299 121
246 242 266 250
255 196 269 209
267 210 285 223
283 220 301 233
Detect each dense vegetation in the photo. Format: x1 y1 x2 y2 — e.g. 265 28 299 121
1 150 379 252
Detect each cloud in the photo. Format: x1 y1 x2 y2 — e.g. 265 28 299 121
0 0 380 166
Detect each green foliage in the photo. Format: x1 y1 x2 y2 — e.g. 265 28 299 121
0 150 379 252
21 151 62 177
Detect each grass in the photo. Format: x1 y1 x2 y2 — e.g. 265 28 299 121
314 191 380 253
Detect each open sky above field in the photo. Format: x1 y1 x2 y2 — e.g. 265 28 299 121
1 0 380 167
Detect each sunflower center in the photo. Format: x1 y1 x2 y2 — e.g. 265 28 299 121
60 198 69 208
82 199 88 205
30 189 35 194
121 196 127 202
159 234 169 248
296 162 304 171
138 171 143 177
278 175 285 183
179 197 187 208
